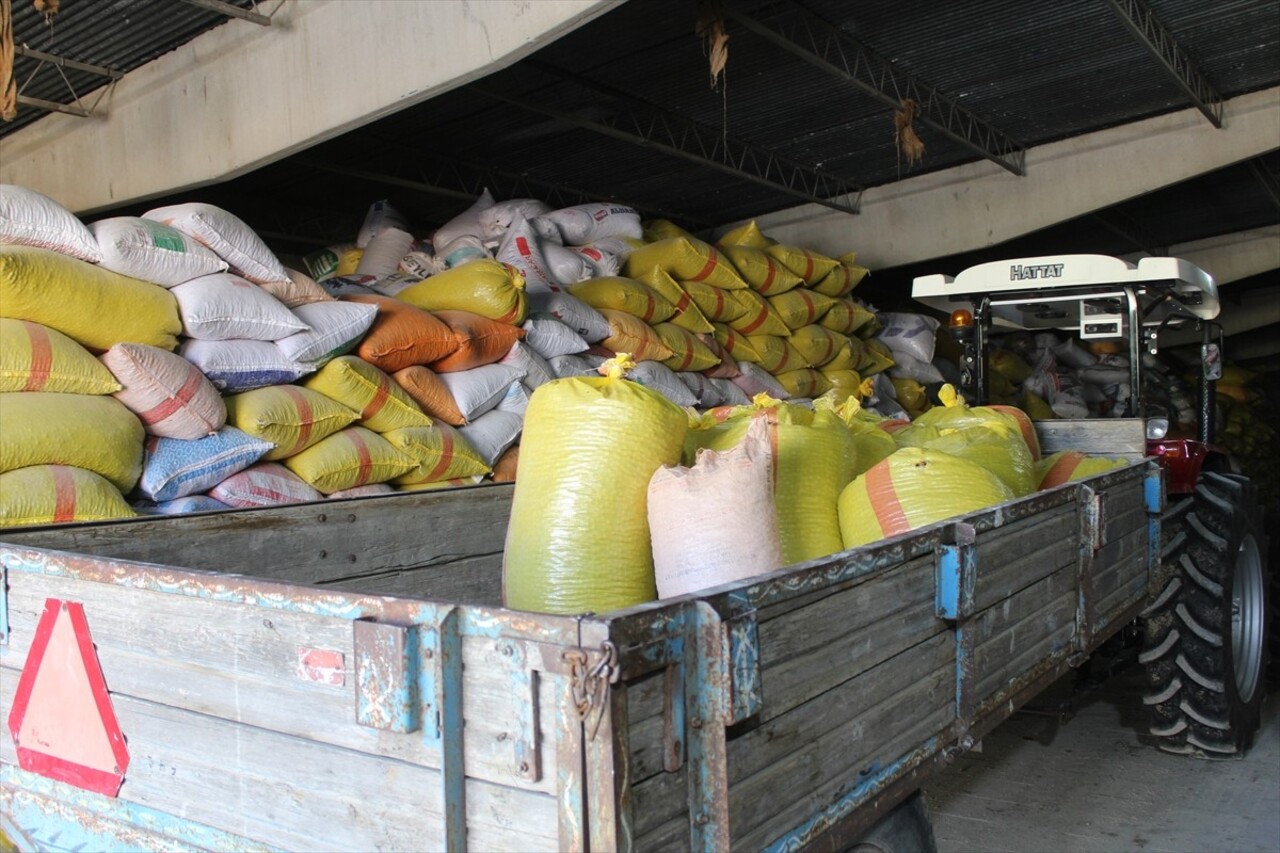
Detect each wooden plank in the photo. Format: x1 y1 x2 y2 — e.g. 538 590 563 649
316 553 503 606
1035 419 1146 458
0 485 514 592
1095 568 1148 633
0 573 558 793
974 619 1076 702
972 568 1078 694
1 673 557 852
972 504 1077 611
1092 528 1146 604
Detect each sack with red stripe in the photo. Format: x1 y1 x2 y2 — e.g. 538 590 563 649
0 465 134 528
138 426 273 501
633 267 715 334
685 400 857 565
224 385 358 461
727 289 791 337
0 318 120 395
397 259 528 326
681 278 747 323
839 447 1014 548
598 309 675 363
384 423 492 486
819 298 877 336
745 334 811 375
654 323 720 373
788 325 845 368
209 462 323 507
302 355 433 433
811 253 870 297
766 288 838 331
283 426 414 494
694 331 741 379
0 392 144 492
774 368 831 400
568 277 677 325
825 336 864 372
720 244 803 296
764 244 838 286
623 237 747 290
913 399 1043 462
430 311 527 374
102 342 226 439
715 219 774 251
708 324 762 365
894 418 1036 497
1035 450 1129 491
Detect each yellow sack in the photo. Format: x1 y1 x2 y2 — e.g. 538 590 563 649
891 378 930 415
746 335 811 374
767 288 838 330
568 277 677 324
764 244 839 286
839 448 1014 548
811 253 870 297
682 278 748 323
598 309 675 362
686 401 857 564
283 426 414 494
384 424 491 485
224 385 359 461
820 368 864 405
1036 450 1129 490
788 324 845 367
623 237 747 290
397 475 485 492
819 298 877 336
634 268 714 333
775 368 831 399
720 244 803 295
858 339 897 376
716 220 774 250
0 318 121 394
0 245 182 351
504 357 689 614
913 401 1042 461
642 219 695 243
1023 391 1057 421
728 289 792 337
0 392 144 492
989 349 1033 384
814 394 897 476
654 323 721 373
396 259 527 325
894 420 1036 497
302 356 434 433
710 323 762 364
824 336 863 371
0 465 135 527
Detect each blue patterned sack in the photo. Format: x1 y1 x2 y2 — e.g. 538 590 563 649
139 427 273 501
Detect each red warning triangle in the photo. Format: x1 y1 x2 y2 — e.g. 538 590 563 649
7 598 129 796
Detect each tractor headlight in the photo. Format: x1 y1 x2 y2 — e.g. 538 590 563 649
1146 417 1170 440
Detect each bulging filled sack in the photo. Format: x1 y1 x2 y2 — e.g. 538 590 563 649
649 418 782 599
172 273 308 341
0 184 103 263
0 465 134 527
894 415 1036 497
504 357 688 614
839 447 1015 548
0 318 121 395
685 399 857 565
623 237 747 290
101 342 227 439
542 203 642 245
0 392 144 492
144 202 290 285
90 216 228 286
1035 450 1129 490
394 259 527 325
224 384 358 460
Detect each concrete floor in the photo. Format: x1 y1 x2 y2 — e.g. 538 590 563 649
925 667 1280 853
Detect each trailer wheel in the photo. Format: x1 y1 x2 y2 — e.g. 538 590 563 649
848 791 937 853
1141 471 1269 756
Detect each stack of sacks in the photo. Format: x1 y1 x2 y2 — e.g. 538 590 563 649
1 185 184 525
711 219 877 405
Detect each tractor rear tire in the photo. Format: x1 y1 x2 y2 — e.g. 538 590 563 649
1141 471 1269 756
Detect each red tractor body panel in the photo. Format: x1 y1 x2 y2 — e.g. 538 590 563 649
1146 438 1210 495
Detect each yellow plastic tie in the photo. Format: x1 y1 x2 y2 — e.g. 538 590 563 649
938 383 965 408
599 353 637 379
751 392 781 409
859 377 876 399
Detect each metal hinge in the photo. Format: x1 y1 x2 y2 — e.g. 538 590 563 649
562 641 619 740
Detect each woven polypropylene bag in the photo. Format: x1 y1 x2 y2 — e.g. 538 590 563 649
102 342 227 439
839 447 1014 548
396 259 527 325
0 465 135 527
0 319 121 395
894 419 1036 497
1035 450 1129 490
302 356 432 433
623 237 747 290
503 365 688 614
224 385 358 460
0 392 144 492
0 245 182 351
283 426 414 494
685 402 856 565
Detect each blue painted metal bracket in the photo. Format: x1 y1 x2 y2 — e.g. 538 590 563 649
414 606 466 852
685 601 731 851
934 523 977 621
1145 464 1163 593
723 609 762 724
1074 484 1101 657
353 619 421 733
1144 463 1165 515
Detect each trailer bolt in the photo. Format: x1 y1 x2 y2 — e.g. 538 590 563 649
424 649 434 660
318 514 327 522
695 813 710 826
690 717 702 729
519 762 530 774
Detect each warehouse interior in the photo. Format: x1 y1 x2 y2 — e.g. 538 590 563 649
2 1 1278 850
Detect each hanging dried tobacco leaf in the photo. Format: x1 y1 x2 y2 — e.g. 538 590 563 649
894 98 926 167
696 0 729 90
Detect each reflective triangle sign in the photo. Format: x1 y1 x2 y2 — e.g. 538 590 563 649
7 598 129 796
